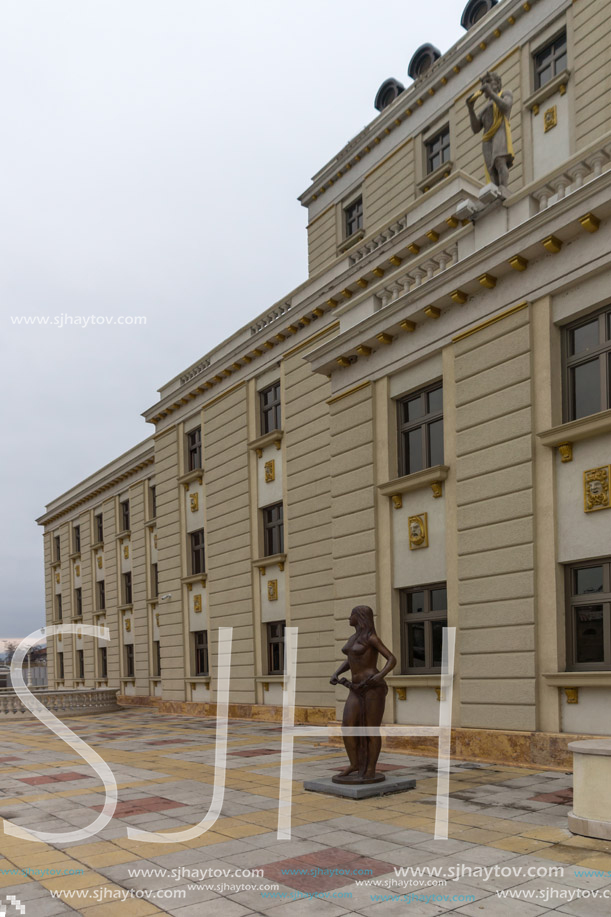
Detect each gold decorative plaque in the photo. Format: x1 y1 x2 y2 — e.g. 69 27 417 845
123 545 129 559
264 460 275 483
189 493 199 513
125 618 131 632
97 556 103 569
543 105 557 133
267 579 278 601
408 513 428 550
55 572 60 584
75 564 80 577
584 466 610 513
155 612 160 627
154 534 158 549
193 594 202 613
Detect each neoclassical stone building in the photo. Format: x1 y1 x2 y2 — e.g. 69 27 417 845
38 0 611 766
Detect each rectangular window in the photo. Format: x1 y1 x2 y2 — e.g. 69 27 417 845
97 580 106 611
73 526 81 554
567 559 611 670
260 382 282 435
400 584 447 673
99 646 108 679
123 572 132 606
397 383 444 476
124 644 135 678
262 503 284 556
151 563 159 598
95 513 104 544
187 427 202 471
153 640 161 677
77 649 85 680
534 31 567 89
55 594 63 621
425 126 451 174
193 630 209 676
75 587 82 617
54 535 61 562
344 197 363 239
190 530 206 575
120 500 130 532
267 621 285 675
564 306 611 421
149 483 157 519
57 652 64 681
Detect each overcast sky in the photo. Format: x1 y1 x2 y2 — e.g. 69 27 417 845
1 0 468 637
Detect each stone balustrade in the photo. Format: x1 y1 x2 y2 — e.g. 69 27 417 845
0 688 120 718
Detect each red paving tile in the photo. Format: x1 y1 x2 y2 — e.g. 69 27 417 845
0 756 21 763
92 796 187 817
264 848 395 893
229 749 278 757
530 788 573 804
146 739 193 746
19 771 89 785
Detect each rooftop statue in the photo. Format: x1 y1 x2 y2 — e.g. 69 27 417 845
466 70 514 196
330 605 397 784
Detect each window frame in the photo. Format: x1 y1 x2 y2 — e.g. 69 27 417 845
193 630 209 676
119 500 130 533
259 382 282 435
187 426 202 471
566 558 611 672
94 513 104 544
57 651 64 681
97 580 106 612
122 571 132 606
563 306 611 422
152 640 161 677
73 526 81 554
55 594 63 621
54 535 61 562
262 503 284 557
533 29 567 90
98 646 108 679
74 587 83 617
77 649 85 680
267 621 285 675
400 583 448 674
149 483 157 519
425 126 451 175
124 644 135 678
151 563 159 599
344 196 363 239
190 529 206 575
397 382 444 477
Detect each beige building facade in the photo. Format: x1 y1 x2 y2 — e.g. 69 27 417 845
38 0 611 767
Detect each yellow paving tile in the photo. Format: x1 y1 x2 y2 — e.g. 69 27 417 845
535 845 602 864
383 815 437 830
519 827 576 843
82 851 144 867
560 835 611 852
213 822 271 839
575 853 611 870
0 873 34 889
41 871 110 892
489 836 553 854
450 827 511 844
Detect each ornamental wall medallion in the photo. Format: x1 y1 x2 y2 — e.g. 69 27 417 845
75 565 80 577
584 466 610 513
189 493 199 512
97 556 103 569
123 545 129 559
544 105 557 133
125 618 131 632
55 572 60 584
267 579 278 601
265 460 275 483
193 594 202 613
408 513 428 550
154 534 158 548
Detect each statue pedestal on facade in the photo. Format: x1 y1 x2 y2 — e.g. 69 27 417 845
466 70 514 198
304 605 416 799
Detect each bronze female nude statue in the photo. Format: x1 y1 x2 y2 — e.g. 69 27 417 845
330 605 397 784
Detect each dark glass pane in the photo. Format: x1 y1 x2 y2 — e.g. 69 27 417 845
575 566 604 595
432 620 446 668
429 419 444 466
570 320 599 356
408 591 425 614
428 387 443 414
431 588 447 612
572 360 601 419
405 396 424 423
407 622 426 667
407 428 423 473
575 606 604 664
538 63 553 87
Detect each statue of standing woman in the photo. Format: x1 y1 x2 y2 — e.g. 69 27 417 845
466 70 514 196
330 605 396 784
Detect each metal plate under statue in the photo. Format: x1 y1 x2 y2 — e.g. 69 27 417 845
330 605 396 785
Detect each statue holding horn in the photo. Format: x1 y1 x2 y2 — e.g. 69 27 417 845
466 70 514 196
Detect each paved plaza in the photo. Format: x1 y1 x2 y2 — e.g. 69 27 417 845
1 710 611 916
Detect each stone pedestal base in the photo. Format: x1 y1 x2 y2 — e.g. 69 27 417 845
304 775 416 800
568 812 611 842
568 739 611 841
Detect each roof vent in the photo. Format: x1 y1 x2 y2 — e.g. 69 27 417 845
408 44 442 80
374 78 405 112
461 0 498 30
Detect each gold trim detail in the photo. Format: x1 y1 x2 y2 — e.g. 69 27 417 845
267 580 278 601
377 332 393 345
264 460 275 483
391 494 403 510
193 594 202 613
125 619 131 632
97 556 103 569
543 235 563 253
357 278 369 288
509 255 528 271
431 482 443 499
479 273 497 289
584 466 610 513
426 230 439 243
451 290 468 304
327 381 371 405
389 255 402 267
565 687 579 705
123 545 129 559
408 513 428 550
189 493 199 512
579 213 601 233
408 243 420 255
372 267 385 278
446 217 459 229
401 320 416 332
558 443 573 463
326 298 338 308
395 686 407 701
452 302 528 343
356 344 372 356
544 106 557 133
55 572 60 584
75 565 80 577
424 306 441 319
